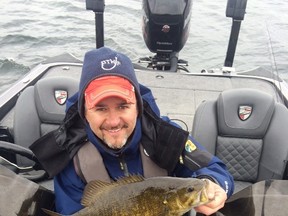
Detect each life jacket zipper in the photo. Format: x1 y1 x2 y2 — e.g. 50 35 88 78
119 155 129 176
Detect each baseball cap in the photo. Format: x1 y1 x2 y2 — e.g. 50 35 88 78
84 76 136 109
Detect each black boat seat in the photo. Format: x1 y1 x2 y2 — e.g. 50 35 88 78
13 76 79 167
191 88 288 193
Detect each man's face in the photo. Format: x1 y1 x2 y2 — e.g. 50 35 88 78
85 96 138 149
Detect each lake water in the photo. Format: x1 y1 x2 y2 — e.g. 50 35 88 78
0 0 288 94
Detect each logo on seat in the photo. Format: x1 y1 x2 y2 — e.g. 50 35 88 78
238 105 252 121
162 25 170 33
54 90 68 105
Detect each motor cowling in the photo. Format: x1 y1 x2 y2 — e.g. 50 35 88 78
142 0 192 56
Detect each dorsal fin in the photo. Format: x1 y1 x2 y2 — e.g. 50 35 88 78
115 175 145 185
42 208 61 216
81 175 145 207
81 179 116 207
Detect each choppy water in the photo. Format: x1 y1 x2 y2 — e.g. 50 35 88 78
0 0 288 94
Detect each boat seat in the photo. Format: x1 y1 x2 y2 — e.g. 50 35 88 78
13 76 79 167
191 88 288 193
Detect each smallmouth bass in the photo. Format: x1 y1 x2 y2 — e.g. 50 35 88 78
43 175 210 216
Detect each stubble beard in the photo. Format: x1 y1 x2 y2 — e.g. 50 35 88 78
102 124 129 150
104 135 128 149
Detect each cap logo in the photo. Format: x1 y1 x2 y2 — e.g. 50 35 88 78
101 56 121 71
238 105 252 121
54 90 68 105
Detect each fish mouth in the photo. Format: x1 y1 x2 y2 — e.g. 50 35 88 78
187 179 212 209
198 179 213 205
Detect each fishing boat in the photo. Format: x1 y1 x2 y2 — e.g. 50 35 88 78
1 0 288 215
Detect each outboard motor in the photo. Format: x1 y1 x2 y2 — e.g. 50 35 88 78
141 0 192 71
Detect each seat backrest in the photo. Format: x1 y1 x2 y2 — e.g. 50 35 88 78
13 76 79 166
192 88 288 193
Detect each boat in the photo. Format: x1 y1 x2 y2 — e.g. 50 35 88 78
1 0 288 215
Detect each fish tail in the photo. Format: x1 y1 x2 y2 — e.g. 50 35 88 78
42 208 63 216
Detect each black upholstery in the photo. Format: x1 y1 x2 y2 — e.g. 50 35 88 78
13 77 79 166
192 88 288 193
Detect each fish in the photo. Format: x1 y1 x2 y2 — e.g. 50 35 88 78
43 175 211 216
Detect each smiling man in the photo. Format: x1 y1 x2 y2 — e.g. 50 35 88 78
53 47 234 215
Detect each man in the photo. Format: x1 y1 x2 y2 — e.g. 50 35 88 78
54 47 234 215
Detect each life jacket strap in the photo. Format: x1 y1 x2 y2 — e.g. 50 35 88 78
73 142 167 183
73 142 111 183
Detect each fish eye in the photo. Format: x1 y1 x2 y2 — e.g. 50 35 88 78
187 187 194 193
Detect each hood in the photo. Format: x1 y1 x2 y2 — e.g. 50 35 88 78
78 47 143 120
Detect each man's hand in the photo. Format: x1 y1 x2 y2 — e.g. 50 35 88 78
194 179 227 215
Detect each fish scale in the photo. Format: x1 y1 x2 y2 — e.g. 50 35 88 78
83 189 172 215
